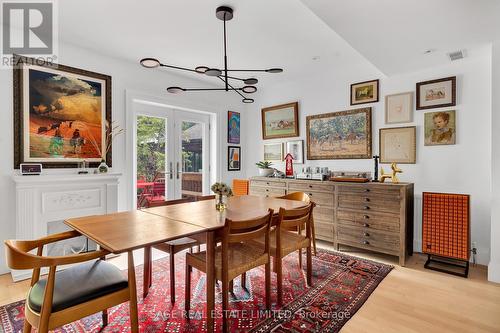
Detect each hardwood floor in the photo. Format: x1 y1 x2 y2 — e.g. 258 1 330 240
1 243 499 333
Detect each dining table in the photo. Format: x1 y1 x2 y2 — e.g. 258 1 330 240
64 195 307 332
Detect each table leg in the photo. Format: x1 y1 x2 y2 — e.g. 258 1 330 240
143 246 151 299
206 231 215 332
128 251 139 333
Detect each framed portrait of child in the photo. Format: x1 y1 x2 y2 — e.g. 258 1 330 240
424 110 456 146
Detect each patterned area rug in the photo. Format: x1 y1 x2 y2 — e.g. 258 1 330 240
0 249 392 333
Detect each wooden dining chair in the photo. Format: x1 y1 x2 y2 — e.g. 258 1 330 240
278 192 317 256
251 203 314 305
4 230 138 333
144 197 200 302
185 210 273 333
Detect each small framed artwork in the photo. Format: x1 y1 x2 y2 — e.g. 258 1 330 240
351 79 379 105
227 146 241 171
385 92 413 124
306 107 372 160
261 102 299 139
227 111 240 144
424 110 456 146
379 126 416 164
285 140 304 164
263 143 283 162
416 76 456 110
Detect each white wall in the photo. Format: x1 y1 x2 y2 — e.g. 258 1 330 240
490 41 500 282
0 43 246 274
246 47 492 265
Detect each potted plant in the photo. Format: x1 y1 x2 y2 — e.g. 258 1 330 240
256 161 274 177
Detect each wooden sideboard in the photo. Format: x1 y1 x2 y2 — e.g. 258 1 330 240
249 176 414 266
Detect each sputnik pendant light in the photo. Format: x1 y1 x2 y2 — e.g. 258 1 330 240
139 6 283 104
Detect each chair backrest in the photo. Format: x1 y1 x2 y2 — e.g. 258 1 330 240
196 194 216 201
148 197 195 207
224 209 273 245
278 192 310 203
277 203 314 237
232 179 249 196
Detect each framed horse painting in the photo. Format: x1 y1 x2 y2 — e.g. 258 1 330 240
13 55 112 168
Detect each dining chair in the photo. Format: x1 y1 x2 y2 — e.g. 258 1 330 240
232 179 249 196
144 197 199 302
278 192 317 257
4 230 138 333
185 210 274 333
251 203 314 305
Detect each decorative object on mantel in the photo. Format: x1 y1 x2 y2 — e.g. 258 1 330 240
424 110 456 146
13 55 112 169
77 160 89 174
379 163 403 183
379 126 416 164
296 166 330 181
87 121 124 173
372 155 380 182
306 107 372 160
329 171 370 182
284 153 294 177
416 76 456 110
350 79 379 105
211 182 233 211
422 192 470 277
256 161 274 177
139 6 283 104
20 163 42 176
261 102 299 139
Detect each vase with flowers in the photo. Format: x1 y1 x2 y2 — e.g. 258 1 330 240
211 182 233 211
85 121 124 173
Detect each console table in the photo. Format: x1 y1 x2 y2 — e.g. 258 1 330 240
249 176 414 266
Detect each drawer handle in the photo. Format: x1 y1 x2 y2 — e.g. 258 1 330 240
364 232 370 237
365 198 370 202
363 215 370 219
266 182 270 185
309 185 313 188
363 240 370 245
309 193 313 196
364 189 370 192
363 223 370 228
266 189 269 192
364 206 370 210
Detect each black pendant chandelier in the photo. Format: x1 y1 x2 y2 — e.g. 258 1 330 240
139 6 283 104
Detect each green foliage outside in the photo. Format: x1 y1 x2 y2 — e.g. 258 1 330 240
137 116 166 181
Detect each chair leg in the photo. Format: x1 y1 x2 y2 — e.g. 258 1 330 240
169 248 175 304
222 277 230 333
276 257 283 305
298 248 303 269
265 263 271 310
311 218 318 256
185 262 191 317
102 309 108 327
306 246 313 287
22 319 32 333
241 272 247 290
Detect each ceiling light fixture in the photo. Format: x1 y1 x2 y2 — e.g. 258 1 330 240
139 6 283 104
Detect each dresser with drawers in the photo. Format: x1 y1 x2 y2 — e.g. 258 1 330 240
249 177 414 266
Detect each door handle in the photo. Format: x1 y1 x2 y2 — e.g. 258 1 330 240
176 162 183 179
166 162 173 179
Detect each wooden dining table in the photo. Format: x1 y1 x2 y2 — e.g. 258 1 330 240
65 195 307 332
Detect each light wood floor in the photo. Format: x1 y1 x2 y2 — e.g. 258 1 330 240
1 243 499 333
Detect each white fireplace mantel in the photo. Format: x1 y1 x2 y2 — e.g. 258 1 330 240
11 173 122 281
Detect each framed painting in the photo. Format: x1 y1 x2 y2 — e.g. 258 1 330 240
227 111 240 144
13 55 112 168
379 126 416 164
285 140 304 164
416 76 456 110
306 107 372 160
424 110 456 146
263 143 283 162
228 146 241 171
385 92 413 124
261 102 299 139
351 79 379 105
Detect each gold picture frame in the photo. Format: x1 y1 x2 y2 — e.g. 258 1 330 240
261 102 299 140
379 126 416 164
351 79 379 105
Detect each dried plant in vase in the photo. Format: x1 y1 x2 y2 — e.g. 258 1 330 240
85 121 125 173
211 182 233 211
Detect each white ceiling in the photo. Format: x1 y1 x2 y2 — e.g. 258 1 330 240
58 0 372 88
57 0 500 84
301 0 500 76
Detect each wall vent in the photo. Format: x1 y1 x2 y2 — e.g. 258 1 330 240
448 50 465 61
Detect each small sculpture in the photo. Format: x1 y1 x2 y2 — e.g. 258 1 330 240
372 155 380 182
379 163 402 183
284 153 294 177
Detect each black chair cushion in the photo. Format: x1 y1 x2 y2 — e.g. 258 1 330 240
28 260 128 313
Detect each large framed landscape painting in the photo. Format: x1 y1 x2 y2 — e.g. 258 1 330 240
307 107 372 160
13 55 112 168
261 102 299 139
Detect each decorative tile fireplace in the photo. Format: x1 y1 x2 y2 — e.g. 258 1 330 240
11 173 121 281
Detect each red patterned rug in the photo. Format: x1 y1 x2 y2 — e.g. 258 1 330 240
0 249 392 332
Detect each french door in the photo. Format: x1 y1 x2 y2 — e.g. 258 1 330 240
135 104 210 208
